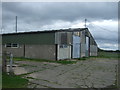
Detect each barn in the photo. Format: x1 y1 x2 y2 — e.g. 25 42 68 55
2 28 98 60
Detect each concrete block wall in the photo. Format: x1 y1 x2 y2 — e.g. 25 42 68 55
25 45 56 60
2 45 24 57
2 44 56 60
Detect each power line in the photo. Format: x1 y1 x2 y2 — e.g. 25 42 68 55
86 19 114 32
89 23 113 32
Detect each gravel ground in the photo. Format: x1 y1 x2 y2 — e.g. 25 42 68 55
10 58 118 88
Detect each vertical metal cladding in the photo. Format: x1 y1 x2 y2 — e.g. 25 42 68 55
90 45 98 56
80 30 86 57
0 34 2 90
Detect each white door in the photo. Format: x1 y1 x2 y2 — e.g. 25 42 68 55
72 35 80 58
58 45 71 60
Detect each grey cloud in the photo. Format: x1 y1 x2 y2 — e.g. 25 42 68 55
2 2 118 24
2 2 118 50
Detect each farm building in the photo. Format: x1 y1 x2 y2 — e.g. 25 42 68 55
2 28 98 60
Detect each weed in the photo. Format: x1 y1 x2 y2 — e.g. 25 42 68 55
78 57 87 60
13 57 77 64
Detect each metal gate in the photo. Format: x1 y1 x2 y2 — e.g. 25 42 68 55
72 35 80 58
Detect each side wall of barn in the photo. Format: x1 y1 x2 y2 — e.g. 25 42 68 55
2 45 24 57
2 32 56 60
86 30 98 56
81 29 98 57
25 45 56 60
2 44 56 60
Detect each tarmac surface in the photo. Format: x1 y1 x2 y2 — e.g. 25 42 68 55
11 58 118 88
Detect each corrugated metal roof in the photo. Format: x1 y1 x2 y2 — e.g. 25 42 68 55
2 28 87 36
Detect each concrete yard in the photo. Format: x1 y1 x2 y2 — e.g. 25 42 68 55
11 58 118 88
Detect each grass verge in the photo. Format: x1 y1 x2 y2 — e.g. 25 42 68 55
13 57 77 64
2 72 28 88
78 57 87 60
97 51 120 59
13 51 119 63
78 51 120 60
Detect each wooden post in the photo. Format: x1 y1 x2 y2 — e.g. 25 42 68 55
2 52 7 72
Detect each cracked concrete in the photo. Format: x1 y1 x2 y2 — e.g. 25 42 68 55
12 58 118 88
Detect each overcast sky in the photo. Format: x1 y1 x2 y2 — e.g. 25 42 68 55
2 2 118 50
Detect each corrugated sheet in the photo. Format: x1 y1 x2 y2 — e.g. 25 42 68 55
72 35 80 58
2 33 55 45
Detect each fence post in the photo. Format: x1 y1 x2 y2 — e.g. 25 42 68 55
2 52 7 72
9 53 14 75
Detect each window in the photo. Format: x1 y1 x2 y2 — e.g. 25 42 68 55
12 44 19 48
5 43 11 47
59 45 68 48
60 45 63 48
5 43 19 48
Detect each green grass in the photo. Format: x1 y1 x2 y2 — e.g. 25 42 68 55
0 72 2 89
13 51 119 63
13 51 119 64
97 51 120 59
78 57 87 60
2 73 28 88
13 57 77 64
56 60 77 64
78 51 120 60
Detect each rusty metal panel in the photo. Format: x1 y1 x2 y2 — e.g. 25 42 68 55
56 32 72 45
61 32 67 44
67 32 72 45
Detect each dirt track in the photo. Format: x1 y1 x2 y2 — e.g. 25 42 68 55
12 58 118 88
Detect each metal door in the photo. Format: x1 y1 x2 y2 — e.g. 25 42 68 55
72 35 80 58
86 37 89 57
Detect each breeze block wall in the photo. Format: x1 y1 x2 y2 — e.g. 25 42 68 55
24 45 56 60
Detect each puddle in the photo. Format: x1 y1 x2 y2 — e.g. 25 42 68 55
7 65 28 75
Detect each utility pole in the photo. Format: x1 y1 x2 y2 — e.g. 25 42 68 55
15 16 17 33
85 19 87 28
